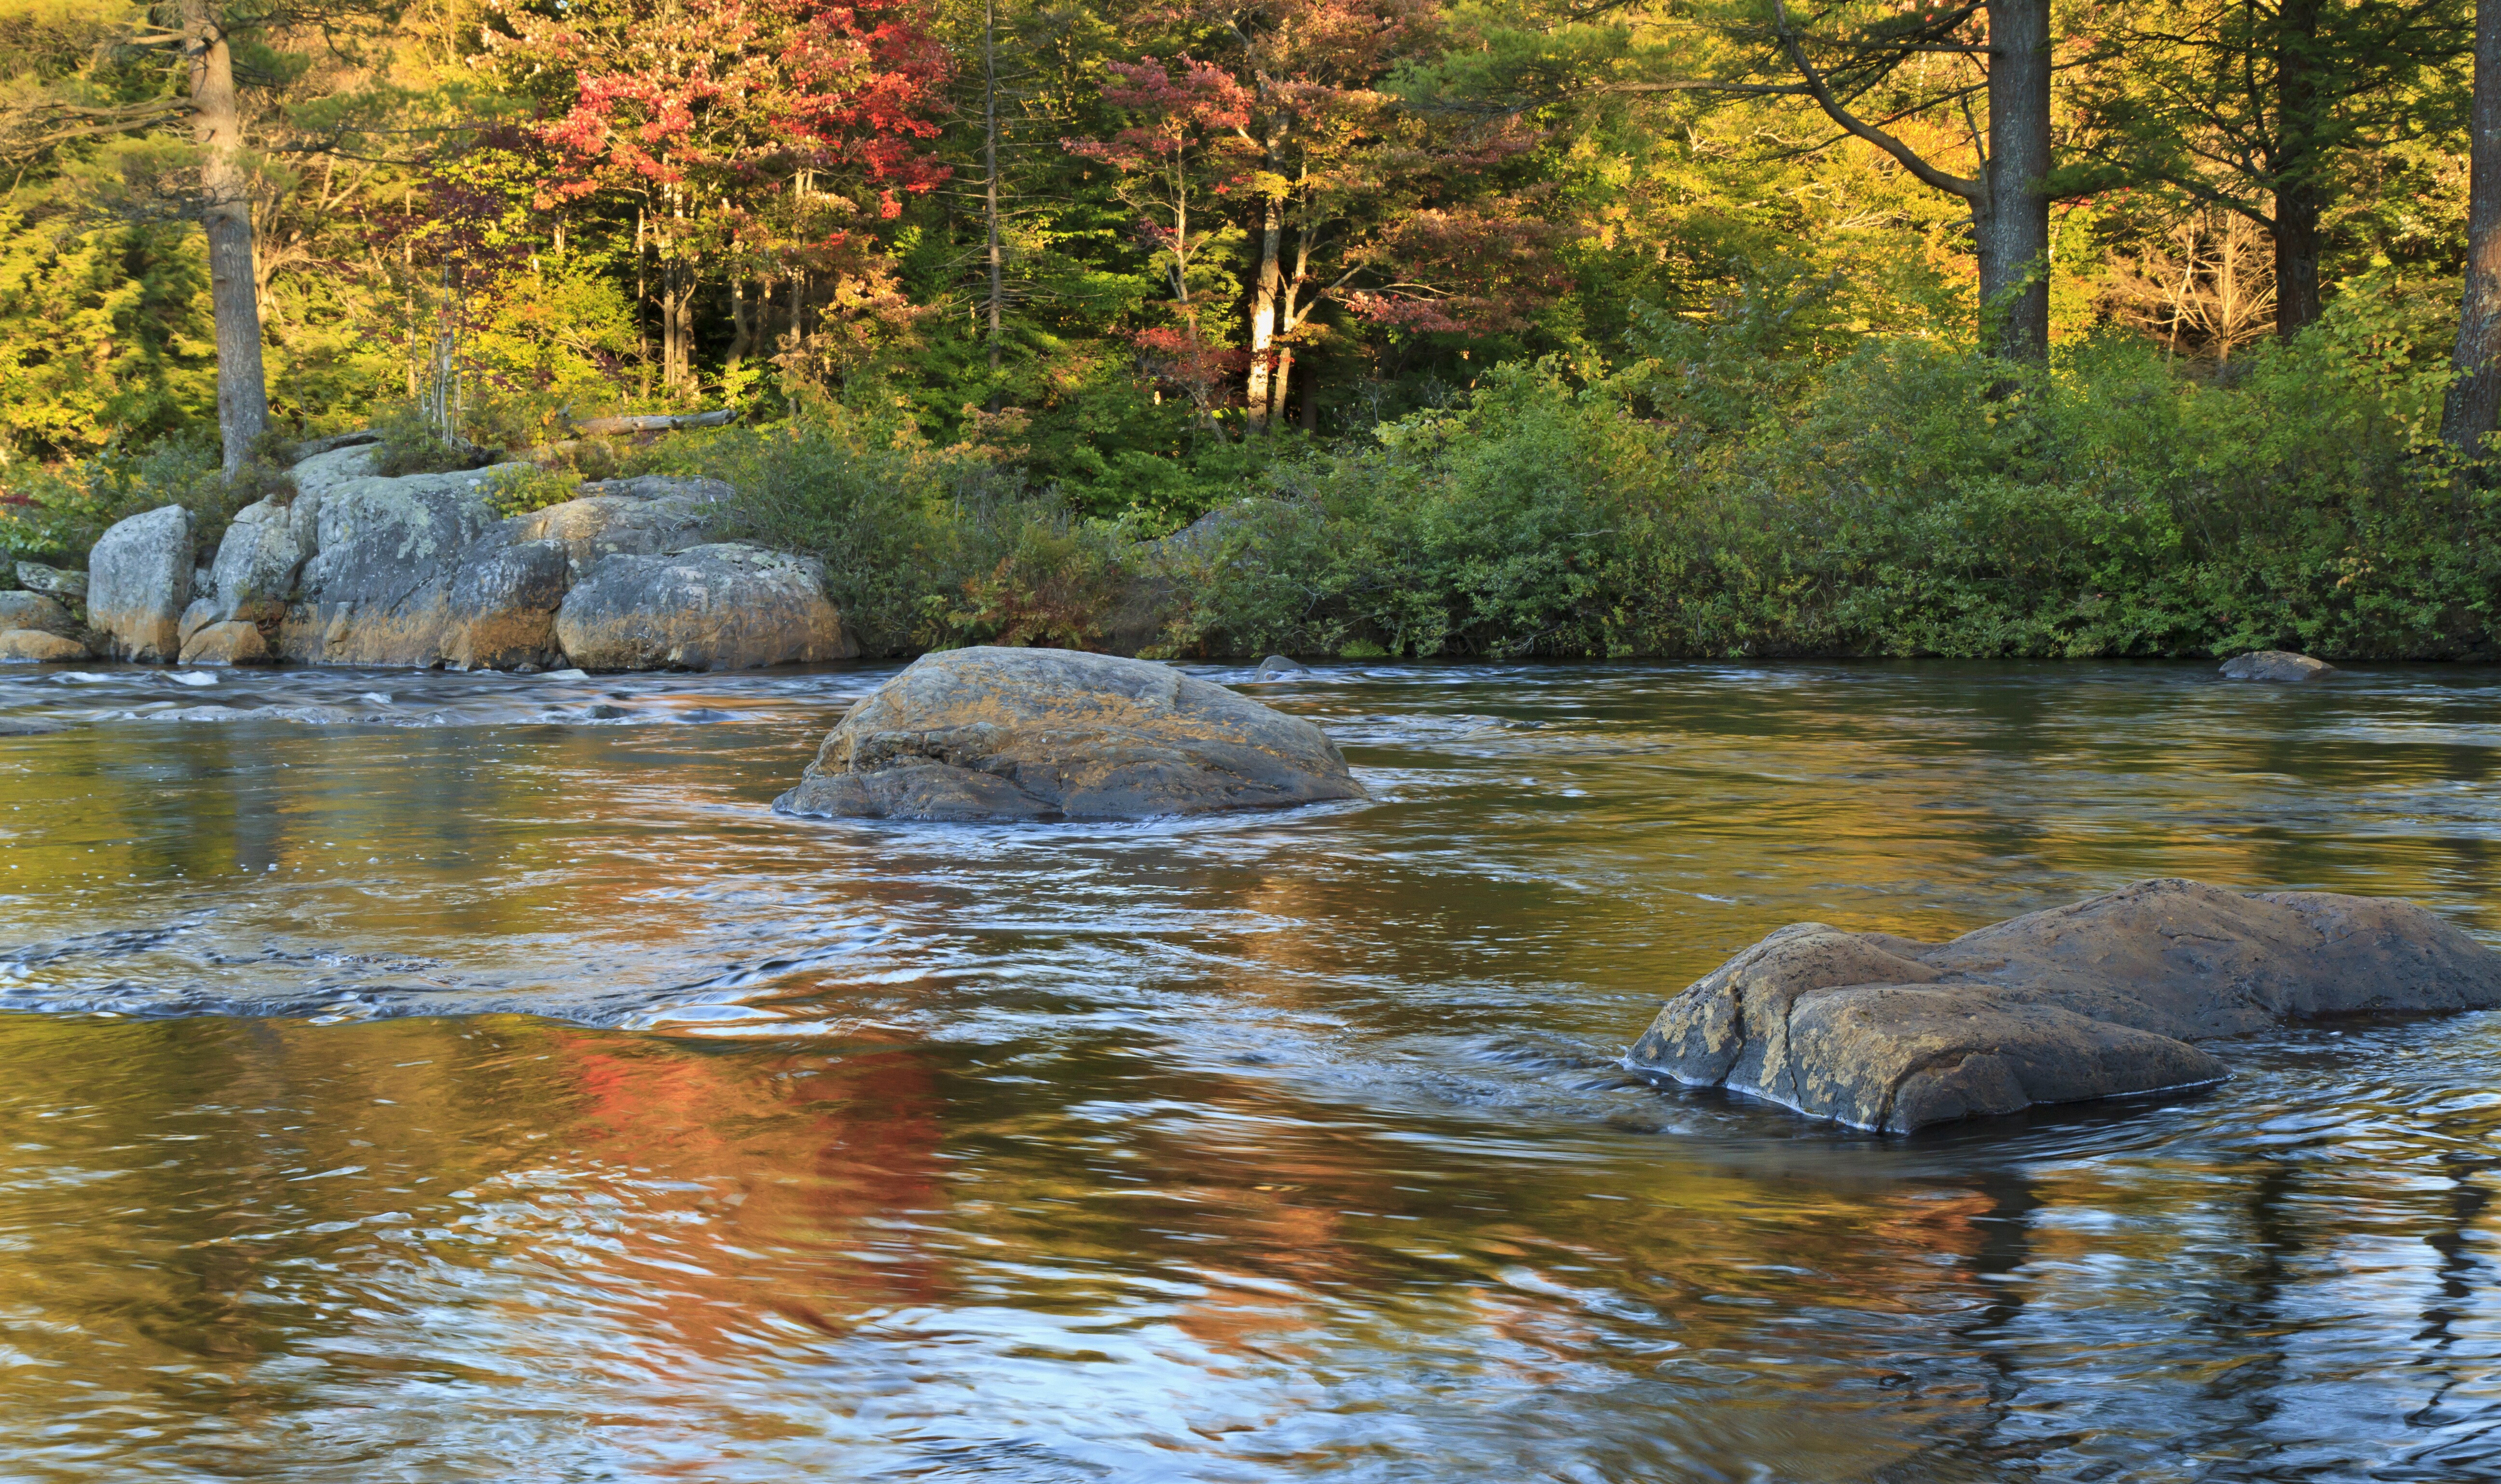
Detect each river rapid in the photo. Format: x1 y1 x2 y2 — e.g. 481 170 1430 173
3 658 2500 1482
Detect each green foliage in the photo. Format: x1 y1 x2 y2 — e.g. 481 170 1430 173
0 432 270 565
482 463 583 517
1134 279 2498 661
649 406 1132 656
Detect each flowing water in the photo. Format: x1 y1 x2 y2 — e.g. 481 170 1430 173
4 658 2501 1482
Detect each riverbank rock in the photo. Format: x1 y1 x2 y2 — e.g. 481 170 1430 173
554 543 852 672
0 630 90 662
1627 879 2501 1134
14 563 85 605
209 498 316 625
87 506 192 661
179 620 273 666
280 465 522 666
775 646 1367 821
2221 650 2335 682
512 481 724 578
0 592 73 634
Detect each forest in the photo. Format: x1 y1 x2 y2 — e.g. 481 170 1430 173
5 0 2501 660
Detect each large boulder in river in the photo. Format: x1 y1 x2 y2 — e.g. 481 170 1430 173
87 505 192 661
2221 649 2335 681
279 465 522 665
1628 879 2501 1133
554 543 852 672
775 646 1367 821
442 538 570 670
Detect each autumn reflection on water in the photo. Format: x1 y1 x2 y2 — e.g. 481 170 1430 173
5 659 2501 1480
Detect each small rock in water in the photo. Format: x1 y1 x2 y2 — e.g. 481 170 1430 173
2219 649 2334 682
586 703 628 719
1253 655 1308 680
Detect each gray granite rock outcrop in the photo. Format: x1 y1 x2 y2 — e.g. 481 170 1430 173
14 563 86 604
1627 879 2501 1133
554 543 852 672
86 505 192 661
775 646 1366 821
72 449 853 673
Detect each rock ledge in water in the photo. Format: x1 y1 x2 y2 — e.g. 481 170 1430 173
2221 650 2334 681
775 646 1366 821
1627 879 2501 1133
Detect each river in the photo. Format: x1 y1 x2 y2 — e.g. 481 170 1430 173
2 658 2498 1482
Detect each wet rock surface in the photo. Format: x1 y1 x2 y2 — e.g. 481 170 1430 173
179 620 274 666
1628 878 2501 1133
2221 650 2335 681
775 646 1366 821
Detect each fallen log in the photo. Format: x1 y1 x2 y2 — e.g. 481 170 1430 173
566 408 743 436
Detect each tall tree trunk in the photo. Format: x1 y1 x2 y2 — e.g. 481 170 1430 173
1245 131 1285 431
1980 0 2053 360
2444 0 2501 454
725 278 756 377
182 0 267 471
983 0 1004 392
2274 0 2325 337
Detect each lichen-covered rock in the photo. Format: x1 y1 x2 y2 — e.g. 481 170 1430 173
0 592 72 634
775 646 1367 822
179 620 273 666
0 630 90 663
512 486 722 578
2221 650 2335 681
554 543 852 673
1628 879 2501 1133
13 563 85 605
87 505 192 662
289 443 380 500
281 466 518 666
443 538 569 671
209 497 314 623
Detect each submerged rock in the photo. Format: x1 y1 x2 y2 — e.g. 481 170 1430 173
0 630 90 663
2221 650 2335 682
775 646 1367 821
554 543 852 672
1627 879 2501 1134
87 505 192 661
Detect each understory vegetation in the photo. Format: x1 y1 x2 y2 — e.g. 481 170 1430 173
626 276 2495 661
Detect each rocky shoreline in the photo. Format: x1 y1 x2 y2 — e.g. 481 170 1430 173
2 436 856 673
